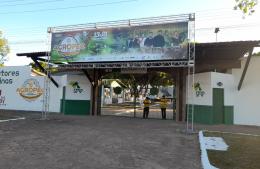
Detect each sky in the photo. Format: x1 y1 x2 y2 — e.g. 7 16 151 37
1 0 260 66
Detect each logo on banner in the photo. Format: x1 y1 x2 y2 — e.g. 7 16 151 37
0 90 6 106
17 79 44 101
54 36 85 57
69 81 83 94
193 82 205 97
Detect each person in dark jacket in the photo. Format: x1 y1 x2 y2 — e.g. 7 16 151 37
144 32 154 47
153 30 165 47
132 35 140 48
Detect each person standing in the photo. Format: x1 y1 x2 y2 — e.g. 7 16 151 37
153 30 165 48
144 32 154 47
143 97 151 119
160 95 168 119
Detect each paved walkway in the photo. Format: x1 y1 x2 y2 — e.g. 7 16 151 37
0 111 201 169
102 106 175 119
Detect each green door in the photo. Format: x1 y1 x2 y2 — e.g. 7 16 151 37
213 88 224 124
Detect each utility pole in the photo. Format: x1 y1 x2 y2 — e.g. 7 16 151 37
214 27 220 42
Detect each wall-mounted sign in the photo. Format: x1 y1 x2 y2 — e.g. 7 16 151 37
0 70 20 85
217 82 223 87
193 82 205 97
69 81 83 93
0 90 6 106
16 78 44 101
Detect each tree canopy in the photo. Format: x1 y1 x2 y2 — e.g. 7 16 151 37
113 86 122 96
29 61 57 73
0 31 9 66
149 87 159 96
234 0 258 15
103 71 173 97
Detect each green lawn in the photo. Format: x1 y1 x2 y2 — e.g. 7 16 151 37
205 131 260 169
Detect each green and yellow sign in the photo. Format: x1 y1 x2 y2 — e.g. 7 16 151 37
50 22 188 63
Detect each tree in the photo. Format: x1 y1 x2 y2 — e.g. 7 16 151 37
150 87 159 96
0 31 9 66
253 51 260 56
29 61 57 73
113 86 122 98
234 0 258 15
103 71 173 97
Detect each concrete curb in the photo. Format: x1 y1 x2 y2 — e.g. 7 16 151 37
0 117 26 123
199 131 218 169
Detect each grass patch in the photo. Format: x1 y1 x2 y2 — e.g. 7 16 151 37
0 115 15 120
204 131 260 169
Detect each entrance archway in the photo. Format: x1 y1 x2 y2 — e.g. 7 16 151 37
100 70 177 120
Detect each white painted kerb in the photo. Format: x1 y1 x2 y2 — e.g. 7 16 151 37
0 117 26 123
199 131 218 169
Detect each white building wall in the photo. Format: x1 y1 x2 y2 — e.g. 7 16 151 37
49 75 65 112
187 72 212 106
232 57 260 126
211 72 235 106
65 74 91 100
187 72 235 106
0 66 64 112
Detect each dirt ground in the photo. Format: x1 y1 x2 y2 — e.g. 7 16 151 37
0 111 201 169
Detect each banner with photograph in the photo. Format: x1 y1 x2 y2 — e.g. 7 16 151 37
50 22 188 63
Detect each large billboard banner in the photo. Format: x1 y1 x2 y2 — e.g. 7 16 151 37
50 22 188 63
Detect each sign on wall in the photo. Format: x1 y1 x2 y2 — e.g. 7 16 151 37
69 81 84 94
0 69 20 85
66 75 91 100
0 67 65 112
0 67 46 111
0 90 6 106
50 22 188 63
193 82 206 97
16 78 44 101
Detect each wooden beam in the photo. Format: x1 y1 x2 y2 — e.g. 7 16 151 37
91 69 102 116
179 68 184 122
181 68 187 122
238 49 253 91
175 69 180 122
31 58 59 88
82 69 94 86
92 69 98 116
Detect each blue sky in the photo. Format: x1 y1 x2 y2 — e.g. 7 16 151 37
1 0 260 65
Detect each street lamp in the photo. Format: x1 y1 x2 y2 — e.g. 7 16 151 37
214 27 220 42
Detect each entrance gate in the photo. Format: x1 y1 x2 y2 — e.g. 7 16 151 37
46 14 196 131
100 70 176 119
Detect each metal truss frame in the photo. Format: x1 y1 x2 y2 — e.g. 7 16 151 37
50 13 195 70
49 14 192 33
186 13 195 133
46 13 196 132
57 60 194 70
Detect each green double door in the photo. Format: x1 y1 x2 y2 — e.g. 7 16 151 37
213 88 224 124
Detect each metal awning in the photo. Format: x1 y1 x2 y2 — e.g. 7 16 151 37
17 40 260 72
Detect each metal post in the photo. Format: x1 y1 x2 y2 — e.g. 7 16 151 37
42 30 52 120
134 94 136 118
186 13 195 133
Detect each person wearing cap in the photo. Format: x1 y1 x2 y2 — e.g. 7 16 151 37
143 97 151 119
160 95 168 119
